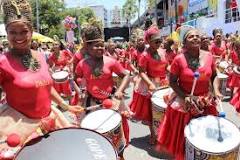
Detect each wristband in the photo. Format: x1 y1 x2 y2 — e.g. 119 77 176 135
60 100 69 111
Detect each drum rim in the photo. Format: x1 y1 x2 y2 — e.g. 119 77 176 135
185 115 240 154
233 66 240 75
185 137 240 156
151 87 170 109
51 70 69 83
14 127 118 160
80 109 122 134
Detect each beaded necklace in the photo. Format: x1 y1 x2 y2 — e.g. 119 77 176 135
11 49 41 72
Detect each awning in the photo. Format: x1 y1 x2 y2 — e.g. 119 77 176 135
32 32 54 43
0 24 7 37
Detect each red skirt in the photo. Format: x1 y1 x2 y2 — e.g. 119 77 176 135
230 89 240 112
122 115 129 146
129 91 152 123
53 81 72 96
228 72 240 89
157 104 218 160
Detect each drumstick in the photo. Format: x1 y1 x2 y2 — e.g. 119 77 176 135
217 99 226 118
190 72 200 96
85 99 113 111
190 72 204 114
217 117 223 142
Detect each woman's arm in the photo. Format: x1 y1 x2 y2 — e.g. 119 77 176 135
50 87 84 113
138 66 156 91
115 71 130 99
169 73 186 100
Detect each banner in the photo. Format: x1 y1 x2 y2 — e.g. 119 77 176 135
188 0 209 14
208 0 218 14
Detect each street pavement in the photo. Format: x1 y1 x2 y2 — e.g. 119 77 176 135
123 83 240 160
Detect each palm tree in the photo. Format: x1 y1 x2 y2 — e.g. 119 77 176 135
122 0 138 37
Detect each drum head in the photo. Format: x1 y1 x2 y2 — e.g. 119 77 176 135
112 73 118 77
217 73 228 79
219 61 229 69
151 88 171 109
52 71 69 80
15 128 117 160
185 115 240 154
81 109 121 134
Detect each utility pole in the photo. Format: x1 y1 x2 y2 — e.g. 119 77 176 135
138 0 141 27
174 0 178 26
155 0 158 25
36 0 40 33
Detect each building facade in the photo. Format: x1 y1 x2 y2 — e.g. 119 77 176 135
109 6 126 28
89 5 108 28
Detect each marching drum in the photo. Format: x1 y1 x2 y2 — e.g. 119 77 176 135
217 73 229 97
81 109 126 154
15 128 118 160
51 70 69 83
112 73 121 87
218 61 229 73
151 87 171 136
185 115 240 160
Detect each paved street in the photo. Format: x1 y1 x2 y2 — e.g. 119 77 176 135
123 84 240 160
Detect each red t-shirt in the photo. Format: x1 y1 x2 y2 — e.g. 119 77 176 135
170 52 215 95
139 49 168 79
75 55 125 100
210 41 227 57
48 50 72 70
0 52 53 118
73 48 89 68
165 50 177 65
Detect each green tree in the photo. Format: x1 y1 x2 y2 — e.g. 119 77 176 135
147 0 156 9
29 0 65 38
122 0 138 24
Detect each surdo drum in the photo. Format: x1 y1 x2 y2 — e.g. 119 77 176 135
81 109 126 154
151 87 171 136
51 71 69 83
15 128 118 160
185 115 240 160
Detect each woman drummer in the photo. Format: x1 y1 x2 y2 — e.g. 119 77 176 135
157 29 222 159
0 0 83 157
129 25 168 145
229 37 240 112
48 39 73 98
75 25 130 160
210 28 228 60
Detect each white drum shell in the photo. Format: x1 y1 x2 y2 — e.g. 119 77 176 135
81 109 121 134
52 71 69 83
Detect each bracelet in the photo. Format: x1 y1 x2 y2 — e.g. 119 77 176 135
60 100 69 111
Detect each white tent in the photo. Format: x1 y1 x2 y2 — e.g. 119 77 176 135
0 24 6 37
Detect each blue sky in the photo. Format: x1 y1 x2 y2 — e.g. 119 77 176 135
65 0 126 10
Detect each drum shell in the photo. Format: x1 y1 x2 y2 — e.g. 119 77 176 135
151 88 170 136
151 102 165 136
185 138 239 160
80 109 126 154
101 123 126 154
